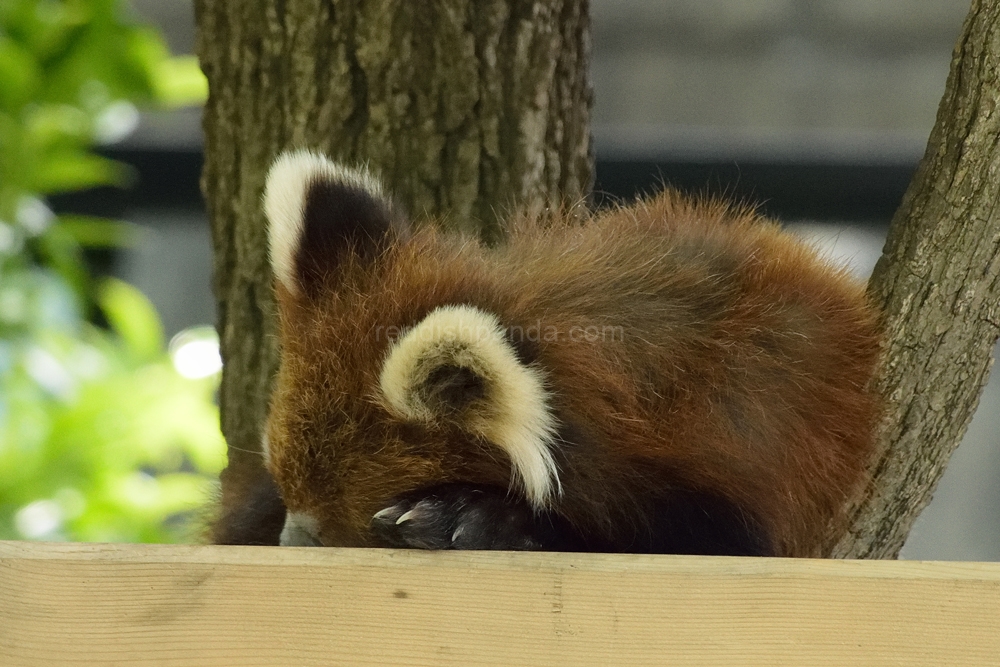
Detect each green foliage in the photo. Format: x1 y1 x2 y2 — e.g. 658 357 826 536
0 0 221 543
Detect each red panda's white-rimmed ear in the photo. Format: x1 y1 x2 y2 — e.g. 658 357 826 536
379 305 562 509
263 150 404 298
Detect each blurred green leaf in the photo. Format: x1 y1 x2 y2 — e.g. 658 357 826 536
125 25 169 71
0 37 41 111
153 56 208 107
4 0 88 61
58 215 138 248
1 0 225 546
25 104 92 148
33 152 131 193
33 225 90 302
96 278 163 364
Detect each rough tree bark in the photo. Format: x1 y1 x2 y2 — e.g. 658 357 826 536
832 0 1000 558
194 0 592 523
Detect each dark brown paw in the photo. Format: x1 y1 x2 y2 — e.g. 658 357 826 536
369 484 552 550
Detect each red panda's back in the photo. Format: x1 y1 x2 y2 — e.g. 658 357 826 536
486 191 881 555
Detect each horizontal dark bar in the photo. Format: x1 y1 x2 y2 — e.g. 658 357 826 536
50 149 917 224
49 149 205 219
594 160 916 222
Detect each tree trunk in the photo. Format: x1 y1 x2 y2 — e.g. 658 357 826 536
832 0 1000 558
194 0 592 528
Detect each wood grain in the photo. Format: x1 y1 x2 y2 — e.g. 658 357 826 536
2 541 998 666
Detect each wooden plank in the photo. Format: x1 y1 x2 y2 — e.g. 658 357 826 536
1 541 999 667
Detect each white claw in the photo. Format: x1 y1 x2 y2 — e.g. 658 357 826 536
372 507 397 521
395 509 416 525
451 526 465 543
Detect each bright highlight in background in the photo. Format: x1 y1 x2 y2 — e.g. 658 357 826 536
14 500 63 539
169 326 222 379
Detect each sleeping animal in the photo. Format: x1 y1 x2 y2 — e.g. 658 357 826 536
212 150 881 557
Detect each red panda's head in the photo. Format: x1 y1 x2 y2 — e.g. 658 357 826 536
261 151 561 547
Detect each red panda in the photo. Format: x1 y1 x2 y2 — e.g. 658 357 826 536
212 150 882 557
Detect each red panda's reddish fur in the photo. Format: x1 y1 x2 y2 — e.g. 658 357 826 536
262 187 881 557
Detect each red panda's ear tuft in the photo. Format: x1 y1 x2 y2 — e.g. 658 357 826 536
263 150 406 298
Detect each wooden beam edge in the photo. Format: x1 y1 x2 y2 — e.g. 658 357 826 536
3 541 999 667
2 540 1000 580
